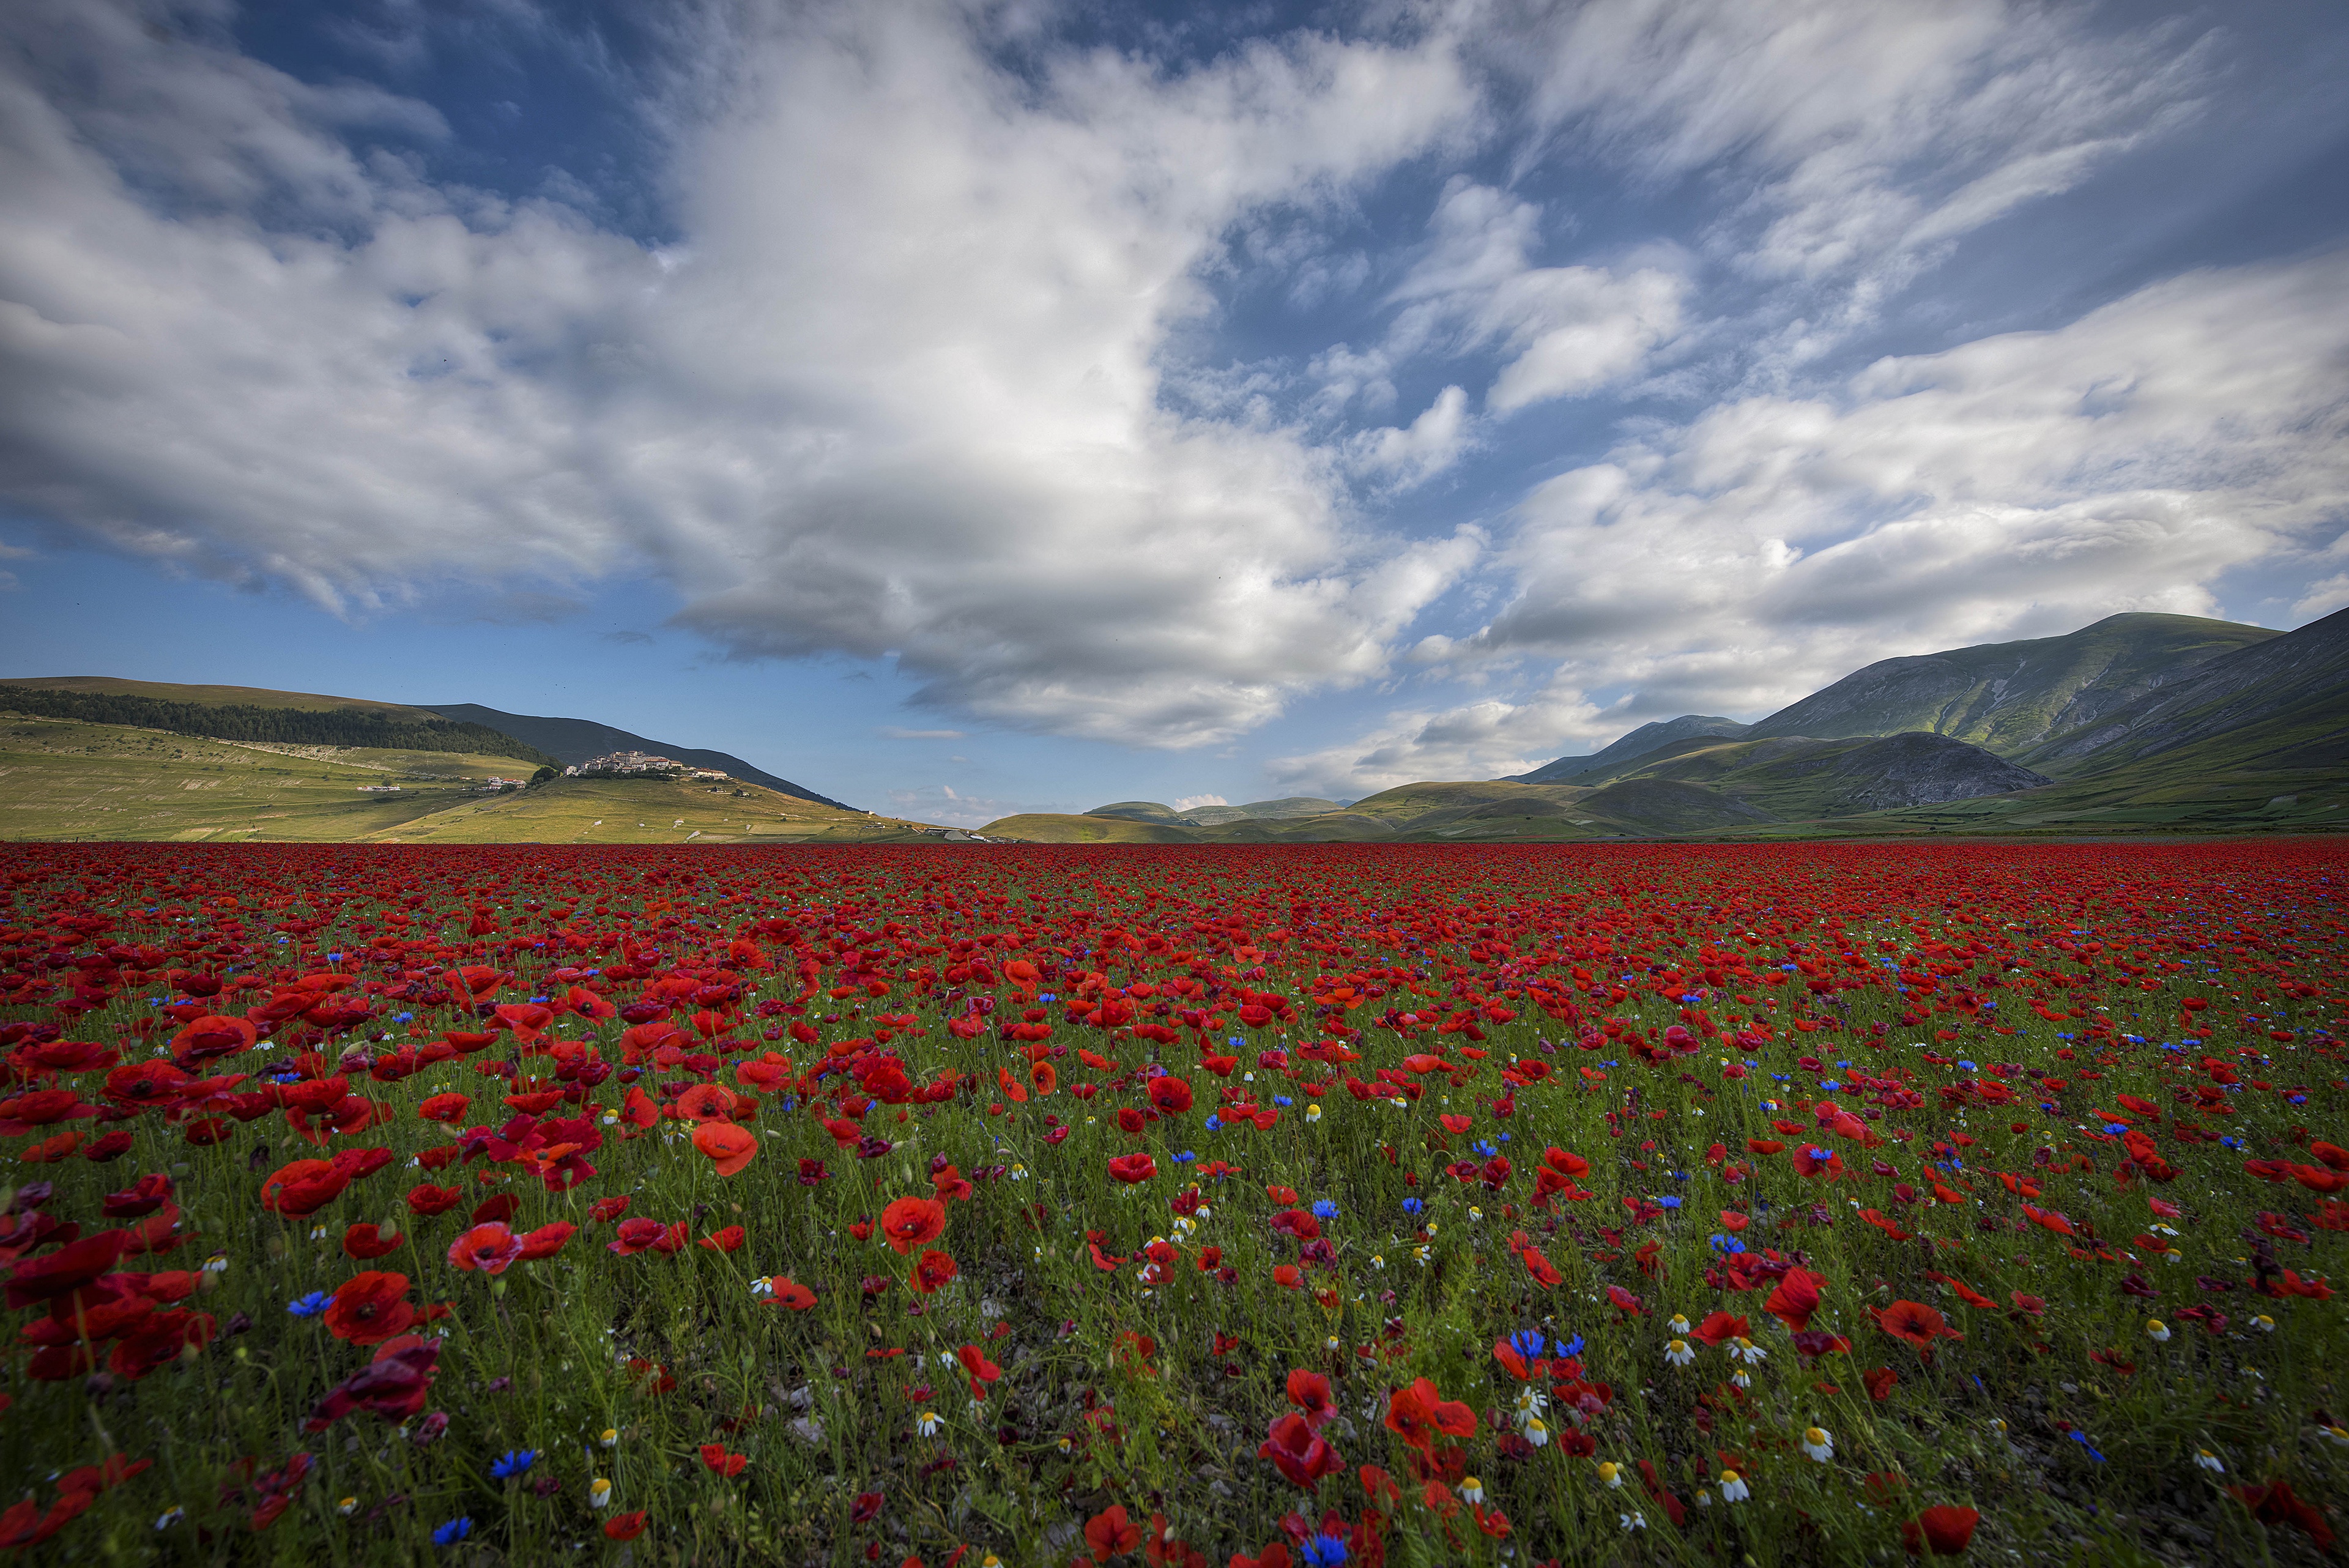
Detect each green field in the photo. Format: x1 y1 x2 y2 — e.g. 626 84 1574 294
0 713 932 843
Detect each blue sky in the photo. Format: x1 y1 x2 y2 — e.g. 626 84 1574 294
2 0 2345 824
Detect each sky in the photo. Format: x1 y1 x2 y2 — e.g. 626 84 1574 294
1 0 2345 826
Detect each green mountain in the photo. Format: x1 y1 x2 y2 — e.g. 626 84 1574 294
1511 715 1752 784
1084 801 1187 825
422 704 847 809
1742 612 2276 751
1173 796 1345 825
0 679 558 768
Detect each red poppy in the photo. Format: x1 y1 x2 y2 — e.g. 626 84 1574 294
416 1093 470 1123
675 1083 740 1123
589 1196 631 1223
323 1271 415 1345
699 1443 749 1478
1765 1268 1825 1331
1286 1370 1337 1428
1382 1377 1475 1454
1258 1412 1343 1488
2230 1480 2334 1548
261 1159 352 1217
1874 1301 1964 1348
447 1222 525 1276
910 1249 959 1295
516 1221 575 1261
1690 1311 1748 1347
405 1184 462 1217
1147 1077 1193 1115
1084 1504 1141 1560
1520 1247 1563 1289
880 1196 948 1255
1900 1504 1981 1556
768 1277 817 1310
692 1121 757 1177
1108 1153 1157 1184
698 1225 746 1253
603 1511 647 1542
343 1223 403 1260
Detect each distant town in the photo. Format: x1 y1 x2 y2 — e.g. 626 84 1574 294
569 751 729 781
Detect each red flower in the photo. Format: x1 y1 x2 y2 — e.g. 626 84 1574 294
692 1121 757 1176
516 1221 574 1261
2231 1479 2334 1549
3 1230 129 1307
880 1197 948 1255
404 1183 462 1217
1084 1503 1141 1561
1765 1268 1825 1331
589 1196 631 1223
323 1271 414 1345
1383 1377 1475 1454
698 1225 746 1253
1285 1370 1337 1428
1147 1077 1193 1115
1520 1247 1563 1288
447 1222 524 1276
304 1336 440 1430
910 1249 959 1295
1107 1153 1158 1184
261 1159 352 1216
343 1223 403 1260
603 1511 647 1542
416 1093 470 1123
1690 1311 1747 1347
699 1443 749 1479
1874 1301 1963 1348
1258 1412 1343 1488
1901 1504 1981 1556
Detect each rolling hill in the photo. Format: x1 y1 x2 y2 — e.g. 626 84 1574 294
422 704 848 809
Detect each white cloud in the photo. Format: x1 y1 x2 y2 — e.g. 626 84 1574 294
0 0 1479 748
1171 793 1226 811
1351 384 1471 485
1266 686 1617 798
1512 0 2209 348
880 727 967 740
1361 250 2349 777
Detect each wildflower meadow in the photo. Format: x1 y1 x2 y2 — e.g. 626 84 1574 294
0 840 2343 1566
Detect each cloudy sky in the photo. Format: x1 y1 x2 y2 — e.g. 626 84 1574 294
1 0 2344 824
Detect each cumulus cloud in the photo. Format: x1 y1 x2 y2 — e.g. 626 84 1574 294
1171 794 1227 811
1294 250 2349 793
1267 685 1617 799
0 0 1479 748
1509 0 2210 350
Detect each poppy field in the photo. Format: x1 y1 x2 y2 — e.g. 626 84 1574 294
0 839 2345 1567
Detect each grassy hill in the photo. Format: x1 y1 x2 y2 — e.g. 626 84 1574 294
1743 612 2276 751
0 681 555 767
423 702 847 809
978 814 1202 843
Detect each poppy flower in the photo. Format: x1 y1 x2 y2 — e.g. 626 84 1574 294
447 1222 525 1276
1259 1411 1343 1488
2230 1480 2334 1548
910 1249 959 1295
766 1277 817 1310
416 1093 470 1124
1765 1268 1825 1332
674 1083 739 1123
1286 1370 1337 1428
261 1159 352 1217
1520 1247 1564 1289
692 1122 757 1177
323 1271 415 1345
1084 1504 1140 1559
1874 1301 1963 1348
516 1221 575 1261
1900 1504 1981 1556
1384 1377 1476 1454
1108 1153 1157 1184
698 1225 746 1254
603 1511 647 1542
698 1444 749 1478
609 1218 669 1257
1148 1077 1193 1115
343 1223 403 1260
880 1197 948 1255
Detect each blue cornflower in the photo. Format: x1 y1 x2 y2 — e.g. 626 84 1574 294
1173 1150 1198 1164
1956 1060 1978 1071
2104 1123 2130 1135
287 1291 332 1318
1300 1532 1348 1566
1508 1329 1546 1361
395 1012 414 1023
1401 1197 1423 1214
1709 1234 1746 1254
1203 1115 1222 1132
1557 1333 1584 1358
432 1518 473 1546
490 1450 536 1480
1274 1096 1293 1107
2068 1430 2107 1463
326 952 343 962
1473 1140 1498 1158
1228 1036 1245 1048
1656 1195 1682 1209
1818 1080 1839 1091
1311 1199 1340 1220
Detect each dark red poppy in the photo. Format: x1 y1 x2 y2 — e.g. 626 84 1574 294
322 1271 414 1345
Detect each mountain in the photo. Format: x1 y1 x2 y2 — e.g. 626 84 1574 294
1512 715 1753 784
2014 603 2349 777
1592 732 2050 817
422 704 848 809
1 678 557 768
1172 797 1345 825
1085 801 1187 824
1743 612 2276 751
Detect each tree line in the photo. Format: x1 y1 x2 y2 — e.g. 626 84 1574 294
0 686 559 767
